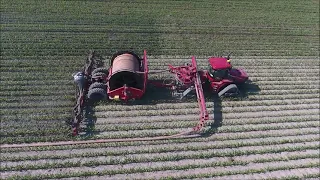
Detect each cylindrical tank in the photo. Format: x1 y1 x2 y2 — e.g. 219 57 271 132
111 54 139 75
109 52 143 91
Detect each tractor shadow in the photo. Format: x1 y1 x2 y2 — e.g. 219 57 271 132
237 80 261 99
201 80 261 137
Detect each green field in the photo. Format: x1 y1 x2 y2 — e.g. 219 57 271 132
1 0 319 179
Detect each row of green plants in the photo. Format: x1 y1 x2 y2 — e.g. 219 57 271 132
87 120 319 140
2 138 318 172
95 105 319 118
3 157 318 179
94 99 319 112
96 114 318 129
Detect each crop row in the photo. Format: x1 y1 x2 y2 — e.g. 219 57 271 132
2 157 318 179
201 168 319 180
94 98 320 111
37 95 320 114
146 58 319 65
243 93 319 101
250 80 316 85
2 74 318 84
1 66 317 76
88 120 320 140
2 41 317 52
2 143 318 172
1 135 72 145
2 24 317 37
2 91 315 104
3 39 316 54
0 100 71 109
94 104 318 118
1 67 318 77
2 57 318 65
94 117 320 134
95 114 319 128
2 58 318 69
104 159 318 180
151 75 319 82
1 94 73 103
1 20 317 35
2 0 317 13
0 88 318 100
0 89 74 97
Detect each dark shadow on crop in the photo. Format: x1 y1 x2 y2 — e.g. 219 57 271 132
78 100 98 137
200 94 223 137
237 80 261 99
127 82 182 105
66 98 98 138
201 80 260 137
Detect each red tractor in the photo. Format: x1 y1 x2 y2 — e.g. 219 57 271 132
203 55 248 97
72 50 248 136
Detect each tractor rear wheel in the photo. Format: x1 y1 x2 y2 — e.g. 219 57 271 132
87 88 107 101
92 72 107 79
218 84 239 97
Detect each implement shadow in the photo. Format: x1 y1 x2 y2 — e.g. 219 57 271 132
200 94 223 137
80 100 98 137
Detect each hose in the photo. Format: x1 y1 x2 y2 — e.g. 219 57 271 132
0 130 199 148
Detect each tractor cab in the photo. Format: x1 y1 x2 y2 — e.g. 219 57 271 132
207 57 231 81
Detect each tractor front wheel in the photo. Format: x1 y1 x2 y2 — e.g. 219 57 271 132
218 84 239 97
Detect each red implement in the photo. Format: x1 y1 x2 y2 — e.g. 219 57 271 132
167 56 209 132
192 56 209 131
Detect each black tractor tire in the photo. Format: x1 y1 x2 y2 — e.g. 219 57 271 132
87 88 107 101
92 72 107 79
218 84 239 97
89 82 106 91
92 68 108 76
